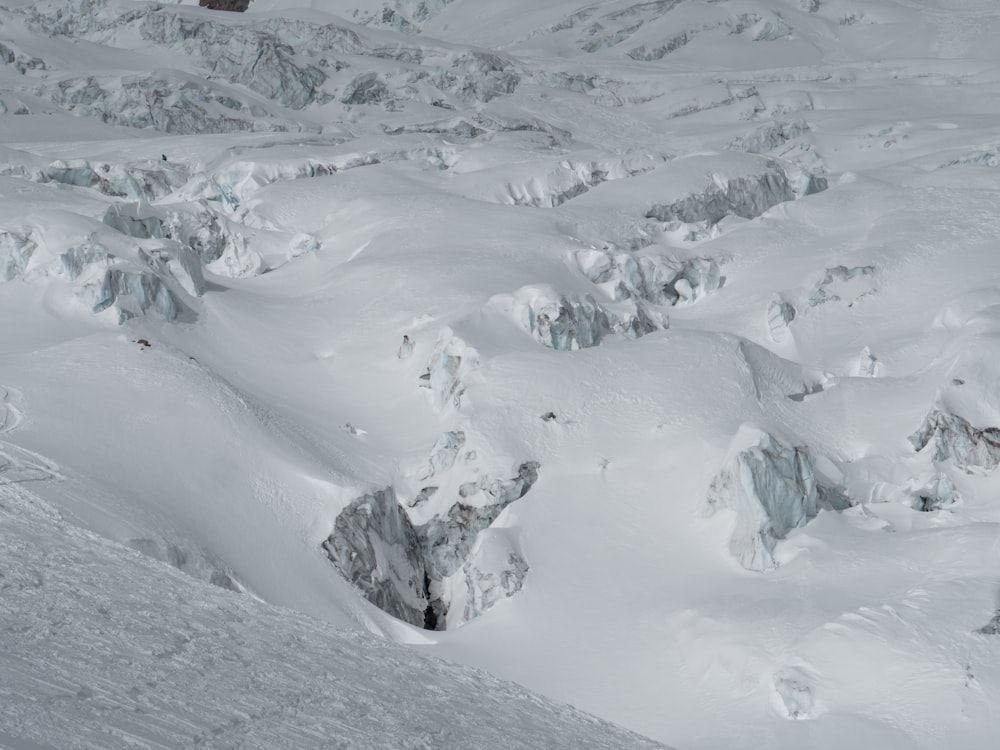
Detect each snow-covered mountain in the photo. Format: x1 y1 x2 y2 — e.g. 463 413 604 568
2 0 1000 748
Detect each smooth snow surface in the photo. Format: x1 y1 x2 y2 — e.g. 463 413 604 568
3 0 1000 748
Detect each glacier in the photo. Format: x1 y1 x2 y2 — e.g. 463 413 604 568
2 0 1000 748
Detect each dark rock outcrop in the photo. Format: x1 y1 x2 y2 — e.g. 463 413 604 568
199 0 250 11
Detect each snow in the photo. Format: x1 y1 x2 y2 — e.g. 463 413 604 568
2 0 1000 748
0 484 667 750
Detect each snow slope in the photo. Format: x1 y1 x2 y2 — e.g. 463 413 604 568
2 0 1000 748
0 483 667 750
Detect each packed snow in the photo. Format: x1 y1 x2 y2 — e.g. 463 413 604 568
2 0 1000 748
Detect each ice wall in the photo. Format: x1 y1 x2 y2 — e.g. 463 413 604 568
708 426 842 571
910 409 1000 473
324 461 540 629
646 161 826 225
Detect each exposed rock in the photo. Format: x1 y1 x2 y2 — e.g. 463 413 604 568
910 410 1000 473
199 0 250 10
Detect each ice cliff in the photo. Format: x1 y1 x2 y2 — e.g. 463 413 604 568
708 426 847 571
910 409 1000 473
646 160 826 225
324 460 539 629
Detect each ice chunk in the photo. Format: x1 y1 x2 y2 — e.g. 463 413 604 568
910 410 1000 473
853 346 880 377
0 230 36 281
322 488 428 628
707 426 824 571
499 285 664 350
421 461 540 580
103 203 264 279
418 331 479 410
808 265 876 307
139 12 329 110
646 161 825 225
324 462 540 629
727 121 810 154
576 249 723 307
910 473 957 512
425 431 466 479
452 534 529 626
978 611 1000 635
767 295 796 342
772 668 816 719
